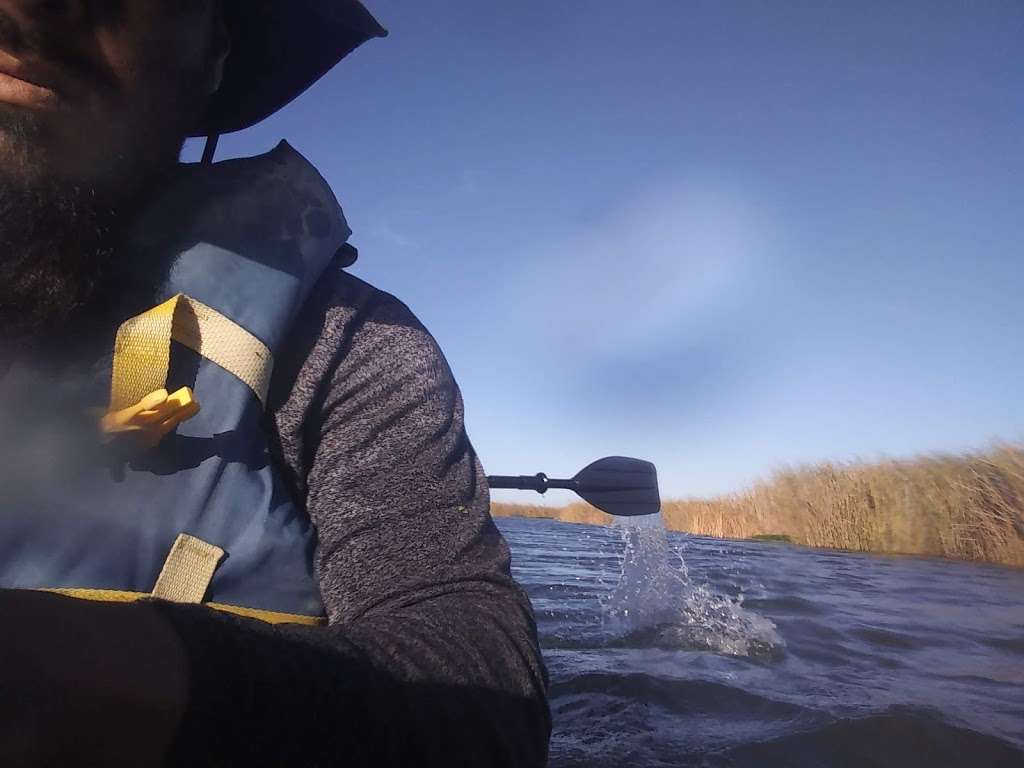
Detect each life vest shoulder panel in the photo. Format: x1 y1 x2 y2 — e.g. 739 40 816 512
0 142 349 620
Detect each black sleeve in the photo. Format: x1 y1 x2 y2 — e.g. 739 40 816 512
153 279 551 767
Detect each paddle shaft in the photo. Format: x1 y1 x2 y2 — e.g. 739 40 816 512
487 473 578 494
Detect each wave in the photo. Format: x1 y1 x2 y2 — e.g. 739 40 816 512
739 595 826 616
980 634 1024 653
704 706 1024 768
551 672 811 719
549 702 1024 768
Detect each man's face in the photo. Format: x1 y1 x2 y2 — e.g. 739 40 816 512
0 0 227 360
0 0 224 197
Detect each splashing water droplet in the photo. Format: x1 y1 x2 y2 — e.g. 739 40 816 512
600 513 784 659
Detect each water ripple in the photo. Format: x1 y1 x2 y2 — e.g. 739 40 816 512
497 517 1024 765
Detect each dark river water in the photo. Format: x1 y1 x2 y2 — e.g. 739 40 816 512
495 516 1024 767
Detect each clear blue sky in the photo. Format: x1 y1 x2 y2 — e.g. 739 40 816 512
185 0 1023 500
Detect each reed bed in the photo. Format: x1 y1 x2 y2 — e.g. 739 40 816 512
491 443 1024 567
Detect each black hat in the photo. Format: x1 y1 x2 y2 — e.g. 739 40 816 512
192 0 387 137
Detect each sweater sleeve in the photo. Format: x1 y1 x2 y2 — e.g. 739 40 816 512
154 269 550 767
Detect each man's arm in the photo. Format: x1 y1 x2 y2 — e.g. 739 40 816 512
0 590 187 767
154 271 551 766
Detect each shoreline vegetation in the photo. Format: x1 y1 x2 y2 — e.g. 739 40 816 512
491 443 1024 567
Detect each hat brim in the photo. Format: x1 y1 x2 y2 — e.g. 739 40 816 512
192 0 387 137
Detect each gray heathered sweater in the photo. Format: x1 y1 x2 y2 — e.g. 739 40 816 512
152 263 550 766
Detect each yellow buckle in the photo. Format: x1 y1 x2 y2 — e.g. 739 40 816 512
99 386 200 448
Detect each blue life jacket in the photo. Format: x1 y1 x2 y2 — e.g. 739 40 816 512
0 142 349 624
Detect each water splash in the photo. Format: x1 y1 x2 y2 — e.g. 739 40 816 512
600 513 784 659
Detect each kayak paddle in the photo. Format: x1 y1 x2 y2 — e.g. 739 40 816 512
487 456 660 517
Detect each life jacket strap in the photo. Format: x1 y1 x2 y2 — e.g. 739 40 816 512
111 294 273 411
152 533 225 604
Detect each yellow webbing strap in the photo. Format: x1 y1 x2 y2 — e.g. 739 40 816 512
44 588 326 626
151 533 224 603
110 294 273 411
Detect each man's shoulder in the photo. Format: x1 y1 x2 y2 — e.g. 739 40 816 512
301 264 427 341
266 263 455 496
268 262 450 417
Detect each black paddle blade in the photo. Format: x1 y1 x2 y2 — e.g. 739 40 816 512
573 456 661 517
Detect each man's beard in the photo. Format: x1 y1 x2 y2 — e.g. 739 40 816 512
0 111 126 367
